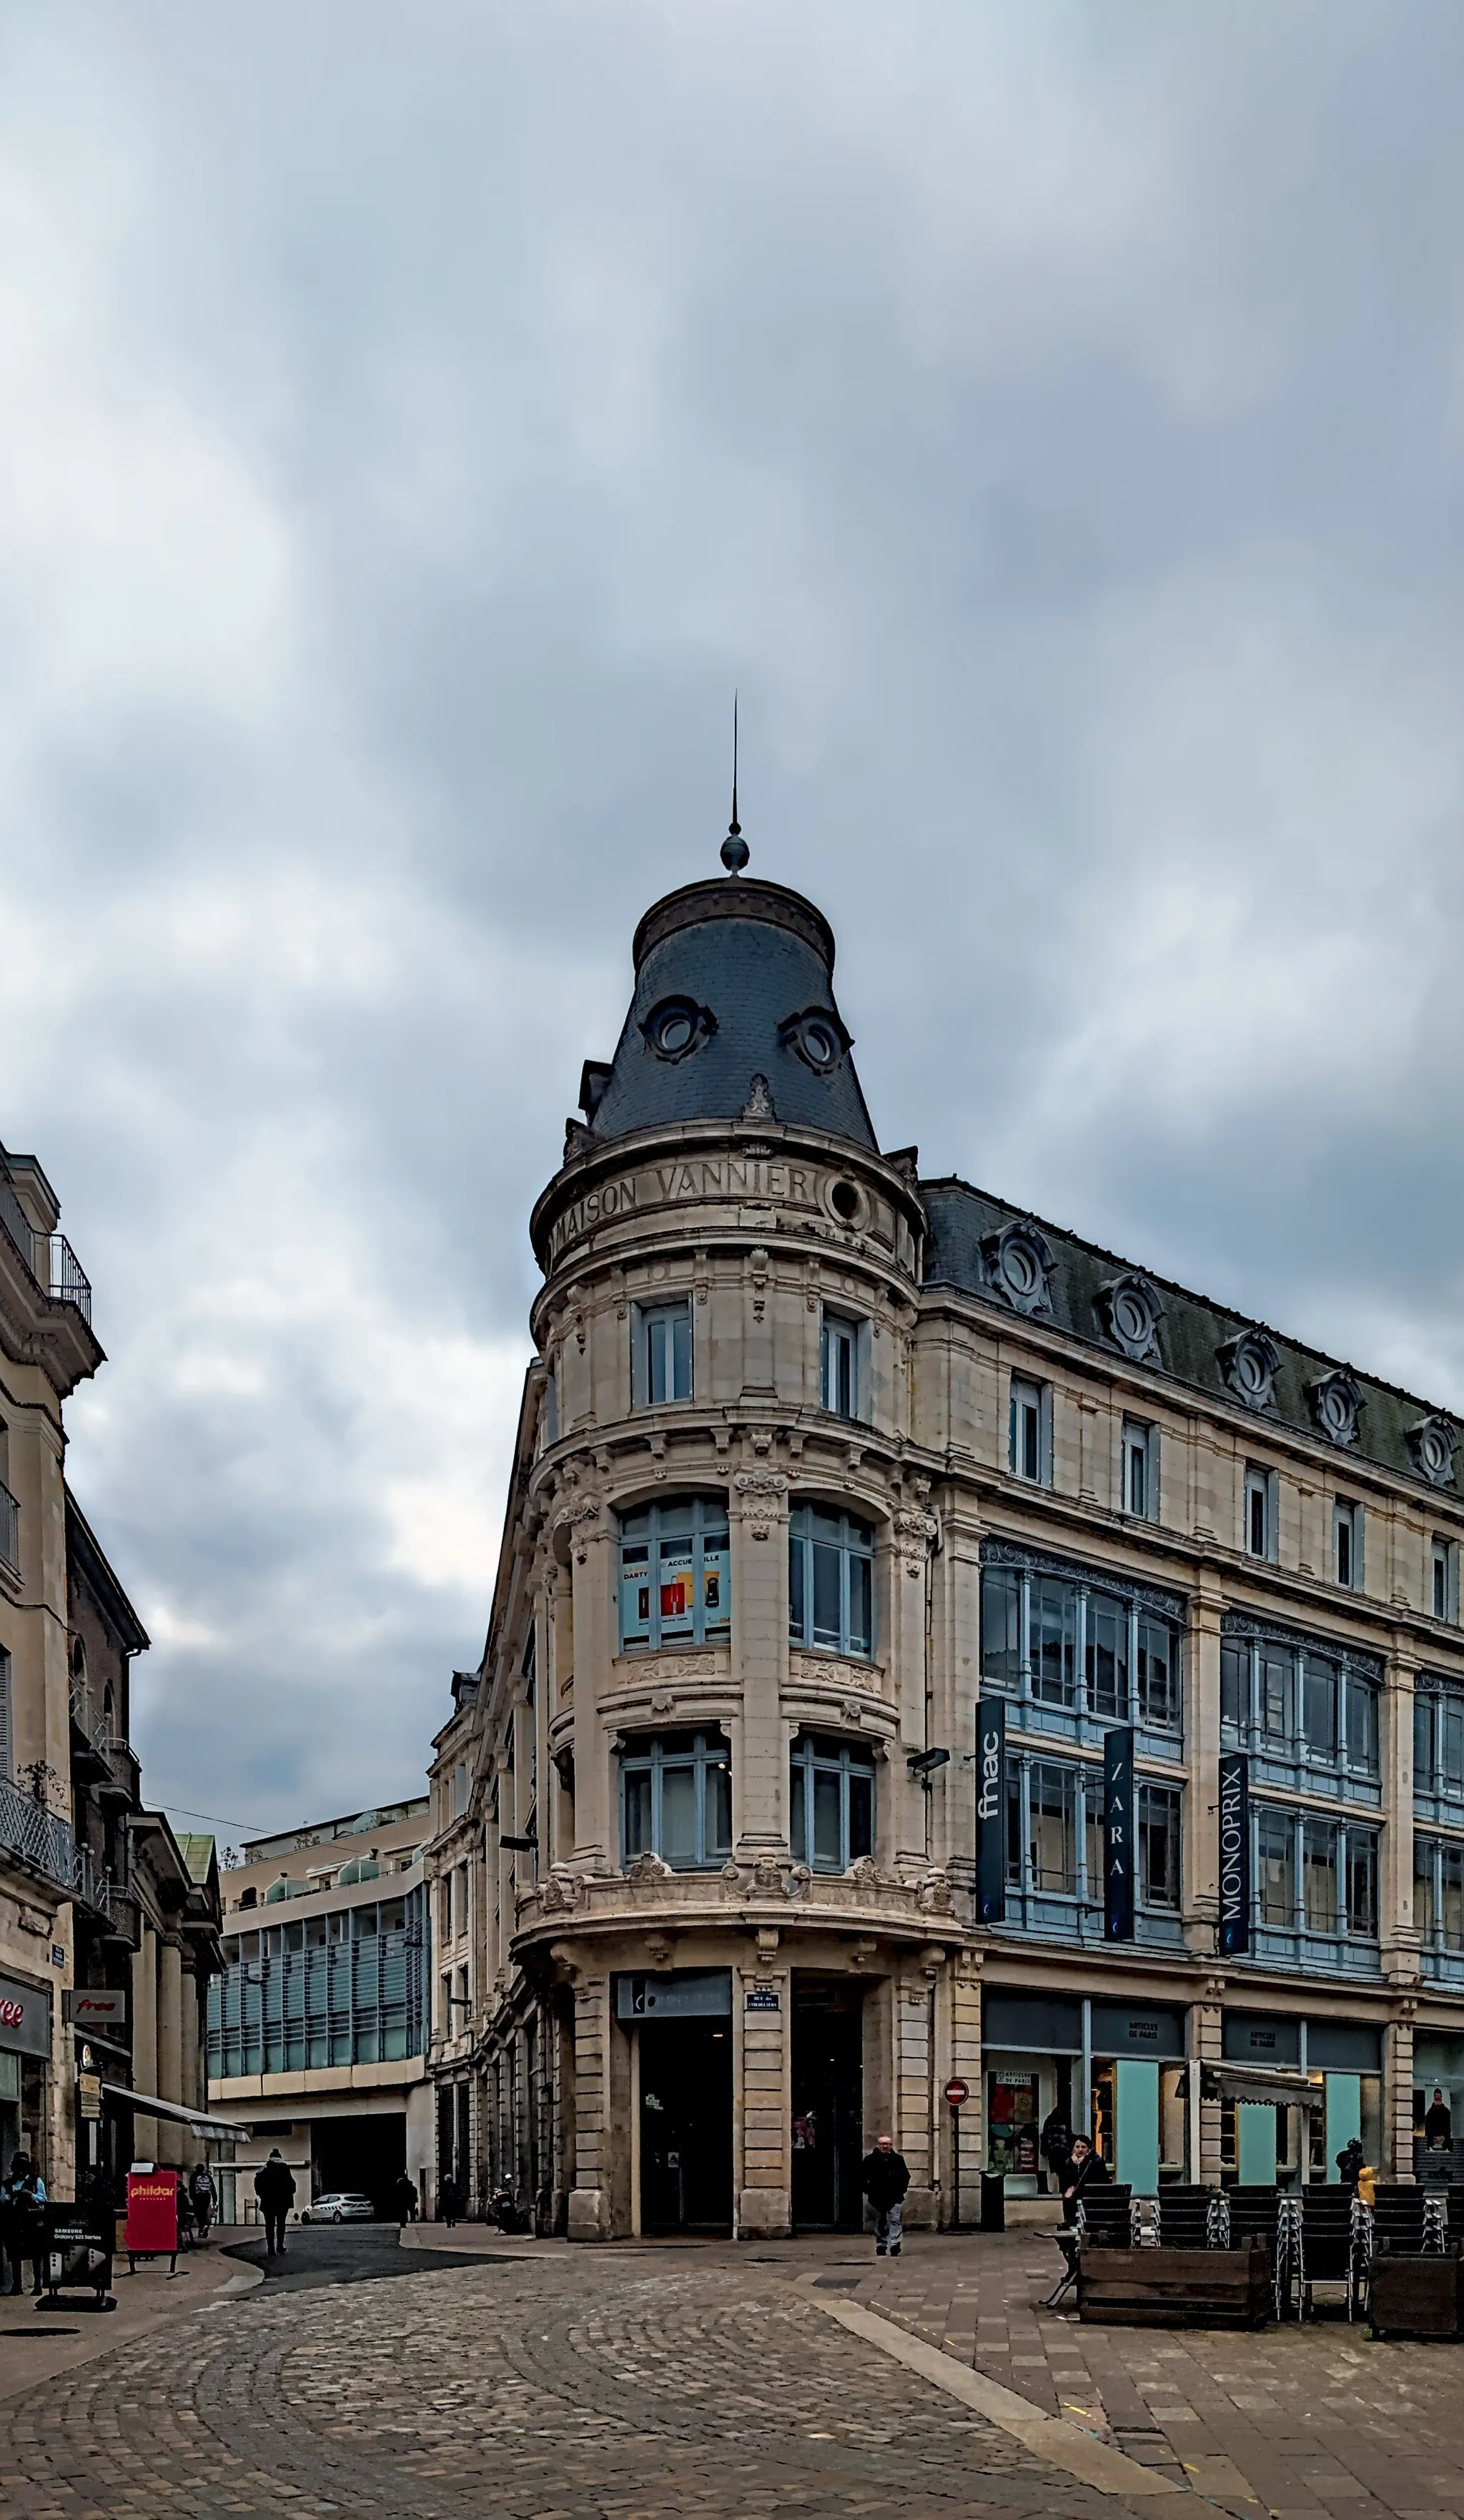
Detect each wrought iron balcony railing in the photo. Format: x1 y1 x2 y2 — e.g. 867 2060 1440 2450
0 1483 16 1578
33 1232 92 1325
0 1775 76 1892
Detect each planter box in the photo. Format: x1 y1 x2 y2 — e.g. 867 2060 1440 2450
1369 2255 1464 2341
1079 2240 1271 2330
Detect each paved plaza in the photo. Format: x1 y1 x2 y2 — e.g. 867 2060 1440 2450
0 2227 1463 2520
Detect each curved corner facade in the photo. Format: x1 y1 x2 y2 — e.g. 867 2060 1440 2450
425 867 1464 2238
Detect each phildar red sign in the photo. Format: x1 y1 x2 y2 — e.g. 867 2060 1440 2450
126 2168 178 2254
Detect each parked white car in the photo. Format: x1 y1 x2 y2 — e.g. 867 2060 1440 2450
299 2191 377 2224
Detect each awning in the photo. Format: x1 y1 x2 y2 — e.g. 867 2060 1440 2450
1202 2064 1325 2113
99 2082 249 2144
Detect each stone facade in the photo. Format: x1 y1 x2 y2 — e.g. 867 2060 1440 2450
427 864 1464 2235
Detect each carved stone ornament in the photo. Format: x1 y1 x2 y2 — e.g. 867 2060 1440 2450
538 1866 586 1914
625 1849 674 1883
915 1868 954 1916
733 1467 788 1541
979 1218 1055 1318
1309 1366 1362 1448
1218 1330 1280 1413
1098 1271 1164 1365
894 1507 939 1573
1409 1413 1460 1490
841 1699 865 1728
740 1073 776 1121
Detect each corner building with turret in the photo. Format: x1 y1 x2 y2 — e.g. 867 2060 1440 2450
424 857 1464 2238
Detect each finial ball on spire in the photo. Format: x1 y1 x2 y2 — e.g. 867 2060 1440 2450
721 829 749 874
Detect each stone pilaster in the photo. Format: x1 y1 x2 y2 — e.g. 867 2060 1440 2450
731 1461 789 1853
566 1506 615 1870
948 1948 984 2228
1382 1636 1420 1991
565 1967 611 2240
1385 2004 1416 2182
1192 1977 1225 2185
891 1501 937 1869
894 1958 938 2225
132 1922 159 2163
737 1943 790 2236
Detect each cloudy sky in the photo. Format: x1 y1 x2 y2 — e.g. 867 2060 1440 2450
4 1 1463 1842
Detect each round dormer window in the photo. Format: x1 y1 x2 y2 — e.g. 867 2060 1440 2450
1411 1415 1458 1488
1112 1285 1151 1348
779 1005 851 1074
1310 1370 1361 1447
1099 1271 1162 1363
980 1220 1054 1317
642 995 716 1063
1004 1241 1040 1300
1232 1343 1268 1401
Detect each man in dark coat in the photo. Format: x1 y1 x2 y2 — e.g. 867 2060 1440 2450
1059 2135 1109 2227
1039 2106 1072 2195
860 2134 910 2258
1425 2089 1453 2149
254 2149 296 2255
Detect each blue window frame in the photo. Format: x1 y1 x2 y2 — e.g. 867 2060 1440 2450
820 1311 862 1418
980 1556 1184 1736
1220 1621 1380 1784
789 1733 875 1871
788 1505 874 1657
620 1731 731 1870
633 1299 692 1405
618 1496 729 1650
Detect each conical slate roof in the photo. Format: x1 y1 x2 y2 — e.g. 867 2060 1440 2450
578 874 877 1150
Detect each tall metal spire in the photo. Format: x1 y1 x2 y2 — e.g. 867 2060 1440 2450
721 691 749 874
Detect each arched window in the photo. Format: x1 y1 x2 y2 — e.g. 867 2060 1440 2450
618 1496 729 1649
788 1506 874 1657
620 1731 731 1870
789 1733 875 1872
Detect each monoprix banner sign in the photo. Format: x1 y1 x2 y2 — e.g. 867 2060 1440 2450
975 1698 1006 1925
1217 1750 1250 1957
1104 1727 1134 1942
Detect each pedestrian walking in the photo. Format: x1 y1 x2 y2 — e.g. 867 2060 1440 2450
1335 2135 1366 2193
393 2172 418 2226
1059 2135 1109 2225
1425 2088 1453 2149
1039 2105 1072 2197
254 2148 296 2255
438 2174 459 2228
189 2160 217 2240
859 2133 909 2258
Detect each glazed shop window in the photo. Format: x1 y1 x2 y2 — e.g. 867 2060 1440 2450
788 1505 874 1657
1252 1804 1379 1938
633 1298 692 1405
789 1732 875 1872
1137 1783 1182 1909
1415 1679 1464 1802
1415 1837 1464 1952
979 1554 1184 1734
618 1497 729 1649
1220 1621 1380 1779
620 1732 731 1870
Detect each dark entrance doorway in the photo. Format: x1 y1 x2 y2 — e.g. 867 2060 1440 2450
312 2111 406 2214
638 2020 733 2232
791 1977 864 2230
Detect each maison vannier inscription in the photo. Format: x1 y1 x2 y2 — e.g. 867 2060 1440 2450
548 1155 876 1261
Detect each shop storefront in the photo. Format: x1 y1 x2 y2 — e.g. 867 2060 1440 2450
1220 2012 1382 2185
983 1992 1189 2195
616 1970 733 2235
1415 2033 1464 2159
0 1970 52 2174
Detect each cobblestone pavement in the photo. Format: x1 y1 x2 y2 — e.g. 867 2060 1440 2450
0 2247 1137 2520
844 2230 1464 2520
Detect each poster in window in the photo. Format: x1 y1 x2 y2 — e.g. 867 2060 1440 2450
658 1546 694 1631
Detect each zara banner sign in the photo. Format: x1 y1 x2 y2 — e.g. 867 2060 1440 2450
1217 1751 1250 1957
1104 1728 1135 1942
975 1699 1006 1925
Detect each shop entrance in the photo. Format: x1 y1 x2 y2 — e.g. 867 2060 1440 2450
638 2021 733 2233
791 1978 864 2230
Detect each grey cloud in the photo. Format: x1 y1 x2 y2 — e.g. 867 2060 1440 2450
2 0 1463 1827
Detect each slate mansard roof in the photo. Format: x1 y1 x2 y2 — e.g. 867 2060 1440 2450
578 876 878 1152
921 1178 1461 1501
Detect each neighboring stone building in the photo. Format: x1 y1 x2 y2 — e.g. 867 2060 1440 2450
206 1799 433 2220
428 841 1464 2239
0 1137 222 2197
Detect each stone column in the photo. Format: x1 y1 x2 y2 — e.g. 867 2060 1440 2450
1192 1977 1225 2185
132 1922 159 2163
1185 1573 1223 1955
949 1951 984 2229
894 1960 936 2225
565 1966 611 2240
891 1504 937 1871
568 1508 615 1871
157 1938 184 2165
731 1463 790 1853
1381 1636 1420 1993
737 1940 791 2237
180 1967 202 2128
1385 2005 1416 2184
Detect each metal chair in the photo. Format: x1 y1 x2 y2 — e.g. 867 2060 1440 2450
1295 2186 1366 2321
1154 2186 1227 2249
1227 2186 1290 2318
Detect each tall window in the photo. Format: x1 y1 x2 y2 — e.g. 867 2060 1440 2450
1137 1784 1182 1909
1244 1464 1276 1561
1257 1807 1295 1925
789 1733 874 1871
1009 1376 1048 1485
788 1505 874 1657
1252 1807 1378 1940
620 1731 731 1870
1122 1420 1157 1521
1221 1621 1380 1782
820 1310 864 1420
1418 1679 1464 1801
619 1496 730 1649
1333 1499 1362 1591
633 1298 692 1405
1433 1537 1458 1624
1416 1837 1464 1952
980 1551 1185 1737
